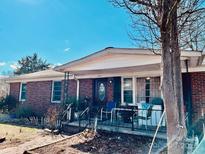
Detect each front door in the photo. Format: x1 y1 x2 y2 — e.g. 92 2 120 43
94 79 107 108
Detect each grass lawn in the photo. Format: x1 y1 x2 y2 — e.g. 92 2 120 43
0 123 39 149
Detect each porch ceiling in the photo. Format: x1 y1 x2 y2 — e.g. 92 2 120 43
72 63 161 78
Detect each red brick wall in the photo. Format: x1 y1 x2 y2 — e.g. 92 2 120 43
79 79 93 101
26 81 53 113
10 83 20 101
191 72 205 121
68 80 77 97
78 78 114 103
61 79 77 101
9 78 115 113
107 80 114 102
9 81 60 114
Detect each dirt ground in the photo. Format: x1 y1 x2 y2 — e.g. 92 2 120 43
0 123 68 154
31 130 166 154
0 124 166 154
0 123 39 149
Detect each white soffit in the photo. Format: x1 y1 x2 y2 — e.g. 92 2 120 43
55 47 202 72
6 69 65 83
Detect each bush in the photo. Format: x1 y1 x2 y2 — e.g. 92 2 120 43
15 105 43 120
64 96 91 111
0 95 18 113
46 107 59 129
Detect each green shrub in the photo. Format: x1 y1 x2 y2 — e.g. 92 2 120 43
0 95 18 113
15 105 43 120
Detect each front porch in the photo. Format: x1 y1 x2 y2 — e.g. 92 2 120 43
55 48 200 137
61 100 167 139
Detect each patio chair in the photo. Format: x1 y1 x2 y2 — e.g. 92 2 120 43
135 103 153 130
100 101 116 121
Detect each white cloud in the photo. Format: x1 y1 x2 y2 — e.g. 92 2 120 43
10 63 19 70
0 62 6 67
64 48 70 52
55 63 62 66
51 63 62 68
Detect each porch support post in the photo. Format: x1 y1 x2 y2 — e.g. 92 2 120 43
76 79 80 101
133 76 136 105
63 72 69 104
121 77 124 104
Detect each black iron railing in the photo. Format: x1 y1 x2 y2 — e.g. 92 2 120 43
99 107 166 132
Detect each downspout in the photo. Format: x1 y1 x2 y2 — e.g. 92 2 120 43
75 76 80 102
185 59 189 73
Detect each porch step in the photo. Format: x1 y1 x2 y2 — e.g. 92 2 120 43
61 123 82 134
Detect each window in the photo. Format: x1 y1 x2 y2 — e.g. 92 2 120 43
136 77 161 103
52 81 62 103
145 78 151 102
123 78 133 104
20 83 27 101
98 83 106 101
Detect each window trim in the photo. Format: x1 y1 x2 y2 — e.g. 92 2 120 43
19 82 27 102
121 76 161 105
121 77 135 105
145 78 151 103
51 80 62 103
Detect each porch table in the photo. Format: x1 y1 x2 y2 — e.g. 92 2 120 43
110 107 138 122
111 104 166 127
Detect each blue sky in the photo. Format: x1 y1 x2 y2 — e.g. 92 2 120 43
0 0 134 75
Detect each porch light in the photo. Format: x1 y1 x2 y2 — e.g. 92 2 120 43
108 78 113 84
146 77 150 80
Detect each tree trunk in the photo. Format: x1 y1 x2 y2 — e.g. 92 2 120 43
161 1 187 153
169 2 187 153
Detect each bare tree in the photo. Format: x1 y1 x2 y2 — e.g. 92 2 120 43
112 0 205 153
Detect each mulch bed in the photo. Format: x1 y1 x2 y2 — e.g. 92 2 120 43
29 130 166 154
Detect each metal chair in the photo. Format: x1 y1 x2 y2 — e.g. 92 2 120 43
135 103 153 130
100 101 116 121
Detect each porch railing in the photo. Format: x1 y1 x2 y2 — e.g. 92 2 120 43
79 107 90 129
99 107 166 132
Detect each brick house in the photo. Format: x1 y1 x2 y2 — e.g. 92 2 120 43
7 47 205 129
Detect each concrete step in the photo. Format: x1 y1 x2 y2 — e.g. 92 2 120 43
61 123 82 134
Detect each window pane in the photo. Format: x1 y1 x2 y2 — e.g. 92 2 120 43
124 90 133 104
54 82 61 87
123 78 133 104
21 91 26 100
54 91 61 96
52 81 62 102
54 86 61 91
21 83 27 100
98 83 106 101
22 83 26 92
53 95 61 101
145 79 150 102
124 78 132 90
